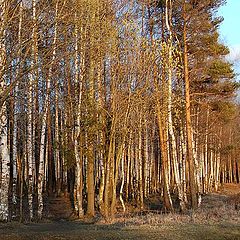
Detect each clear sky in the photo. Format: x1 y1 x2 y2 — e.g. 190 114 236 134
218 0 240 78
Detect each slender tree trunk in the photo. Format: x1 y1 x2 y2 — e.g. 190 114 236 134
183 1 198 209
0 0 9 221
138 112 144 210
165 0 185 210
119 146 126 212
156 103 173 212
38 0 59 218
74 15 84 218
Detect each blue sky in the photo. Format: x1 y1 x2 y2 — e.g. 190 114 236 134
218 0 240 78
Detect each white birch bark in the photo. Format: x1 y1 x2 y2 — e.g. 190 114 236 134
126 131 132 200
18 1 25 222
191 129 201 205
38 0 59 218
208 141 214 192
54 6 60 193
119 144 126 212
138 113 144 209
0 0 9 221
215 127 222 191
165 0 185 210
0 110 9 221
144 122 149 197
180 124 187 203
31 0 40 219
55 84 60 193
74 12 84 217
203 107 209 193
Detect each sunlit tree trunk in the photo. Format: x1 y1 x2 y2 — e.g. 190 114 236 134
138 111 144 210
183 1 198 209
156 102 173 211
74 12 84 218
0 0 9 221
165 0 185 211
38 0 59 218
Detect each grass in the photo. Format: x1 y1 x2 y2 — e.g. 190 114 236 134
1 206 239 240
0 184 240 240
0 220 239 240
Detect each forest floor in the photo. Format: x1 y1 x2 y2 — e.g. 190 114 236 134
0 184 239 240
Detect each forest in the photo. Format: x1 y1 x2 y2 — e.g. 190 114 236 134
0 0 240 223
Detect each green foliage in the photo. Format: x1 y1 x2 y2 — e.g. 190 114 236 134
204 32 230 56
213 81 240 96
207 60 234 80
211 101 237 123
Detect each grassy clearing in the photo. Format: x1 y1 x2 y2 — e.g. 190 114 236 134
1 185 240 240
1 205 239 240
0 220 239 240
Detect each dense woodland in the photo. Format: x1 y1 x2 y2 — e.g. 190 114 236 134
0 0 240 222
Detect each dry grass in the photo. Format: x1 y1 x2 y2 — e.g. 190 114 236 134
102 184 240 227
102 205 239 228
0 184 240 240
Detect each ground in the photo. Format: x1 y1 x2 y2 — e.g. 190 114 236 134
1 221 239 240
0 184 239 240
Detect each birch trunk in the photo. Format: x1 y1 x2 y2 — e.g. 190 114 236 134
215 133 221 191
144 122 149 198
165 0 185 210
138 113 144 210
119 146 126 212
74 14 84 218
156 103 173 211
38 0 59 218
27 0 39 219
0 0 9 221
